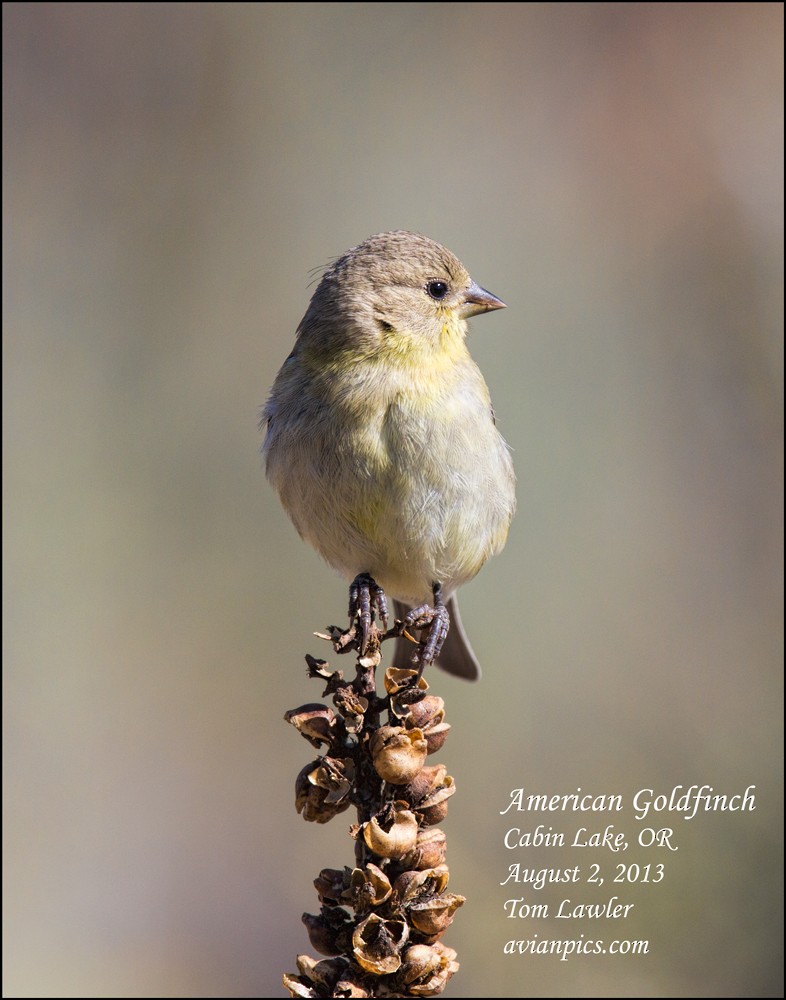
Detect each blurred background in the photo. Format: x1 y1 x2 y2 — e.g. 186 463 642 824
3 3 783 997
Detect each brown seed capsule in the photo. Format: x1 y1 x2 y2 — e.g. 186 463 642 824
401 942 460 996
417 776 456 826
431 941 458 966
400 764 448 806
352 912 409 974
294 954 320 977
407 968 451 996
284 704 337 748
332 689 368 734
295 761 351 823
400 827 448 871
408 893 465 937
304 655 346 693
344 863 393 910
370 725 428 784
398 943 443 986
402 695 443 728
302 908 354 957
281 971 316 999
307 756 355 805
333 978 370 998
313 867 348 905
405 696 451 754
363 808 419 860
393 867 450 905
384 667 429 697
294 954 351 989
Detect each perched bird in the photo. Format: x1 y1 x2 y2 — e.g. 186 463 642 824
262 231 515 679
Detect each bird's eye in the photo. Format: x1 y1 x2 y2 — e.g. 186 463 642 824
426 280 449 300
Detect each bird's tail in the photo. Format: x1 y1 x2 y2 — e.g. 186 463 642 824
391 595 481 681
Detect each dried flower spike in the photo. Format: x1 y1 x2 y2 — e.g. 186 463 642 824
283 581 463 997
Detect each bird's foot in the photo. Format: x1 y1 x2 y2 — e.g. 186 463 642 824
399 583 450 678
348 573 389 654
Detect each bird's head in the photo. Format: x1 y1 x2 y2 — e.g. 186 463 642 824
296 231 505 364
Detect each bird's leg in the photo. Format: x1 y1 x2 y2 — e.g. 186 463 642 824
349 573 389 654
401 582 451 678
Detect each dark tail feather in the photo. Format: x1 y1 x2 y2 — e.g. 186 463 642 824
391 596 481 681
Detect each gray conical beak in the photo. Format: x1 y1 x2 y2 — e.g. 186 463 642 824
459 280 506 319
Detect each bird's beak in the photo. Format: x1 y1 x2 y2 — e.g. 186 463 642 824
459 280 506 319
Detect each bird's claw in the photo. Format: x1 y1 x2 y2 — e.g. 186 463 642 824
399 583 450 678
349 573 388 654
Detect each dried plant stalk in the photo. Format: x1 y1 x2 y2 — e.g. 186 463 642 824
282 598 462 998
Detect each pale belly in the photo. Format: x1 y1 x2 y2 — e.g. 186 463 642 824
268 385 515 604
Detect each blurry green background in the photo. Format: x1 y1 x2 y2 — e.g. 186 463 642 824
3 3 783 997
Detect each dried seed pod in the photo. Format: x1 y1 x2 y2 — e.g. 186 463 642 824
393 867 450 905
385 667 430 718
344 863 393 910
302 907 354 957
281 971 316 998
370 725 427 784
400 942 460 996
284 704 337 748
333 977 371 998
400 765 456 825
352 913 409 974
295 760 351 824
313 867 349 904
417 775 456 826
404 696 451 754
400 764 448 806
307 756 355 805
432 942 458 965
407 967 452 996
294 954 351 989
332 688 368 733
384 667 428 696
363 807 419 860
408 892 465 937
294 954 320 977
400 827 448 871
398 943 443 986
401 694 443 728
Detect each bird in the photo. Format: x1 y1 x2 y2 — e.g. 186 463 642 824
262 231 515 680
